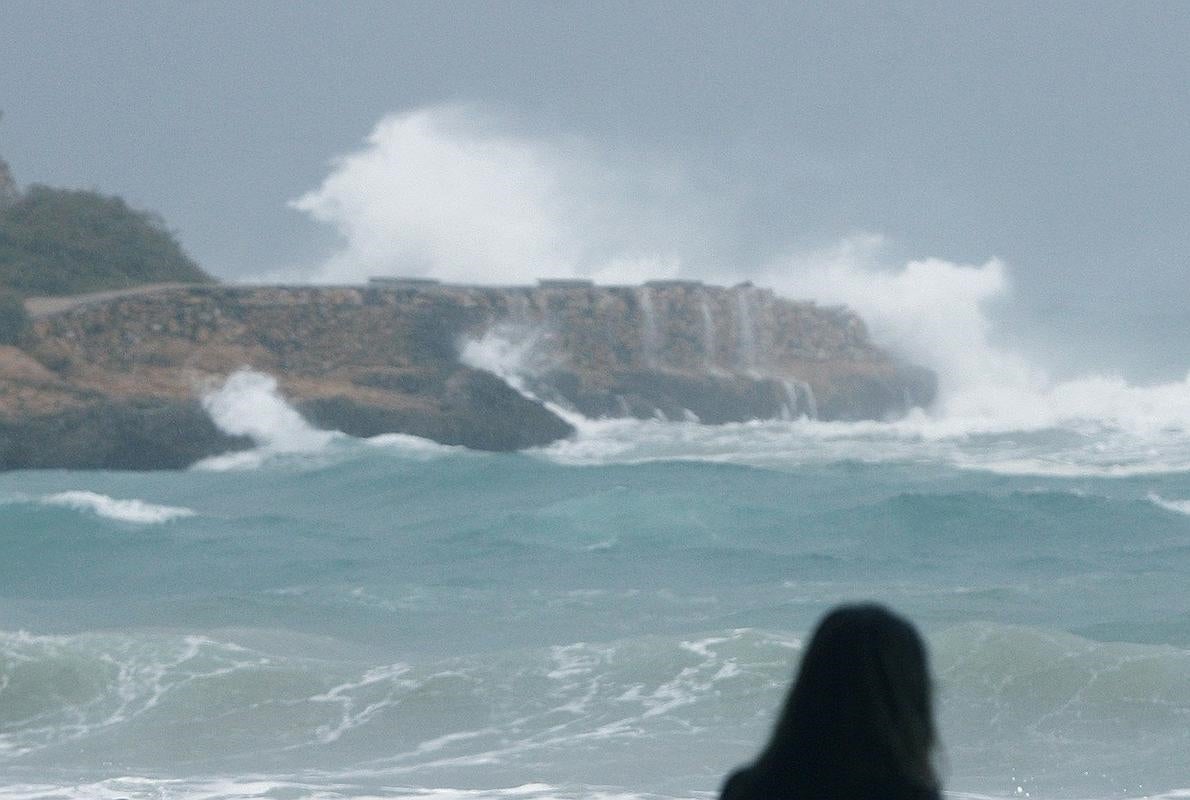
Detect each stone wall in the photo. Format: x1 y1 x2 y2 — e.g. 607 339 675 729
0 282 936 468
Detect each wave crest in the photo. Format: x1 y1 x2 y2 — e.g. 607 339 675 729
39 491 194 524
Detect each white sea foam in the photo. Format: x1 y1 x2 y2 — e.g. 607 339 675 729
39 491 195 524
1 625 1185 800
201 369 336 451
760 244 1190 471
185 360 1190 476
310 662 415 744
365 432 460 456
2 778 1187 800
0 631 262 758
195 369 338 470
526 412 1190 477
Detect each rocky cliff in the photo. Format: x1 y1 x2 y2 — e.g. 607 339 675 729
0 282 935 469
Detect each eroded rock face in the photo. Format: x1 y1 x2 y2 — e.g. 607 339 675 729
467 282 936 423
0 282 935 469
0 401 250 470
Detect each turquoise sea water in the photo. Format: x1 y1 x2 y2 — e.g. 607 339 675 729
2 379 1190 800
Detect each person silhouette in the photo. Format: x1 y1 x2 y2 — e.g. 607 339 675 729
720 603 942 800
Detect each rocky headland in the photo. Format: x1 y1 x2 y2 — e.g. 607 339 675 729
0 281 935 470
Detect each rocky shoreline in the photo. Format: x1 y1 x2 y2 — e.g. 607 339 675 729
0 282 935 470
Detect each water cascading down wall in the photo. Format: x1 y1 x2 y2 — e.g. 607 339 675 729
0 281 936 468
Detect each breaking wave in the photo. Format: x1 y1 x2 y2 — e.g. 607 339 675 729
36 491 195 524
448 254 1190 477
1 624 1188 799
0 491 195 524
268 106 1190 479
196 369 338 469
187 364 1190 478
194 369 452 470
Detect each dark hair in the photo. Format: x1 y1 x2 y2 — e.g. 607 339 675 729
722 604 941 800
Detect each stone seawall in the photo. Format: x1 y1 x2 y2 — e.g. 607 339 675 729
0 282 935 469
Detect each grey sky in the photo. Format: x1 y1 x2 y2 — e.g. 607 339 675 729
2 1 1189 377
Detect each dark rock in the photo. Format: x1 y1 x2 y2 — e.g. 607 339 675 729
538 368 790 423
813 362 938 421
0 401 252 470
300 368 574 451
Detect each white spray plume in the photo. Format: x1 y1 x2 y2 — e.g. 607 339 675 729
286 105 1190 460
762 236 1190 436
767 236 1042 410
200 370 335 454
458 324 590 427
458 324 550 391
291 105 685 285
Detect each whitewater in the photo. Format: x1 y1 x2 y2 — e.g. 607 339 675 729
3 260 1190 800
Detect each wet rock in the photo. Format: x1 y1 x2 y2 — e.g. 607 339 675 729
0 400 250 470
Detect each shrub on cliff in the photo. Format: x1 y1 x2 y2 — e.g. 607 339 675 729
0 288 29 345
0 185 212 295
0 157 16 207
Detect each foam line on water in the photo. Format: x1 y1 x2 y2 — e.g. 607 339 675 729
0 630 266 758
1 780 1188 800
0 778 704 800
529 415 1190 477
1 625 1187 799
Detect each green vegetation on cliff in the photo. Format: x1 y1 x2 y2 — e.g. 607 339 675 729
0 185 212 296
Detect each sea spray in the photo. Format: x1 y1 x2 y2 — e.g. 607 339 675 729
457 324 586 427
194 368 450 469
768 251 1190 436
699 293 718 370
201 370 335 452
734 286 758 374
797 380 818 420
194 369 338 469
457 324 553 400
637 287 662 369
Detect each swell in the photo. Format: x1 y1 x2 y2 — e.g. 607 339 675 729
1 625 1188 799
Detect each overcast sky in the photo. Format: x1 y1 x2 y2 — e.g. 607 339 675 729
3 1 1189 377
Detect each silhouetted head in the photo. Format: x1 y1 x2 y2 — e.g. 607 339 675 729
729 604 940 799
